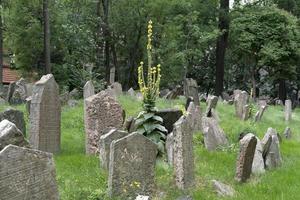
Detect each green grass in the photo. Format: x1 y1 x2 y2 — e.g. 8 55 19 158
7 96 300 199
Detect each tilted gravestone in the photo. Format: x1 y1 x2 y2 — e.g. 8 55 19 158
0 108 26 136
85 91 124 154
262 128 282 169
10 78 28 104
183 78 200 106
254 105 267 122
235 133 257 183
108 133 157 199
99 128 127 169
0 120 29 151
205 95 218 117
234 91 250 120
202 117 228 151
29 74 61 153
251 137 265 174
285 100 292 121
284 127 292 139
173 115 194 190
83 80 95 99
0 145 59 200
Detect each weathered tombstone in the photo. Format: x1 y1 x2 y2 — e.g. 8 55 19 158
186 102 202 132
222 92 231 101
159 89 170 98
29 74 61 153
251 137 265 174
201 117 228 151
285 100 292 121
0 108 26 136
212 180 235 197
165 85 182 99
166 132 174 165
183 78 199 106
0 145 59 200
99 128 127 169
111 82 123 96
59 91 69 105
108 133 157 199
6 82 16 103
123 116 134 132
263 128 282 169
83 80 95 99
283 127 292 139
85 91 124 154
127 88 136 97
10 78 28 104
156 109 183 133
0 120 29 151
173 115 194 190
206 95 218 117
234 91 250 120
69 88 81 100
254 105 267 122
235 133 257 183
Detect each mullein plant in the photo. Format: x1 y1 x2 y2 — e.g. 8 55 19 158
135 20 167 155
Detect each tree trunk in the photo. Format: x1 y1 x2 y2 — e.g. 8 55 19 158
215 0 229 96
102 0 110 84
43 0 51 74
279 79 287 102
0 1 3 86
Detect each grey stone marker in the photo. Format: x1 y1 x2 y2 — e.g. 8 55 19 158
166 132 174 165
0 144 59 200
83 80 95 99
99 128 127 169
234 91 250 120
108 133 157 199
235 133 257 183
0 108 26 136
186 102 202 133
0 120 29 151
8 78 28 105
202 117 228 151
263 128 282 169
111 82 123 96
29 74 61 153
285 100 292 121
254 105 267 122
173 115 194 190
284 127 292 139
251 137 265 174
128 88 136 97
205 95 218 117
183 78 199 106
85 91 124 154
212 180 235 197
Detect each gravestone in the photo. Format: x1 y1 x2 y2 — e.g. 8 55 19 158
234 91 250 120
0 108 26 136
85 91 124 154
202 117 228 151
284 127 292 139
83 80 95 99
251 137 265 174
0 120 29 151
235 133 257 183
212 180 235 197
29 74 61 153
186 102 202 133
9 78 28 104
111 82 123 96
0 145 59 200
173 115 194 190
254 105 267 122
99 128 127 169
108 133 157 199
206 95 218 117
156 109 183 133
285 100 292 121
165 85 182 99
69 88 81 100
166 132 174 165
263 128 282 169
128 88 136 97
6 82 16 103
183 78 199 106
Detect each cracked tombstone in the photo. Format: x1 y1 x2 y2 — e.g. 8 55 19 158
84 91 124 154
108 133 157 199
0 144 59 200
173 115 195 190
235 133 257 183
29 74 61 153
254 105 267 122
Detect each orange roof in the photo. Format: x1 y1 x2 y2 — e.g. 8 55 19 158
3 65 19 84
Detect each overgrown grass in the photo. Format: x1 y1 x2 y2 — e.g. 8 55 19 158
7 96 300 199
